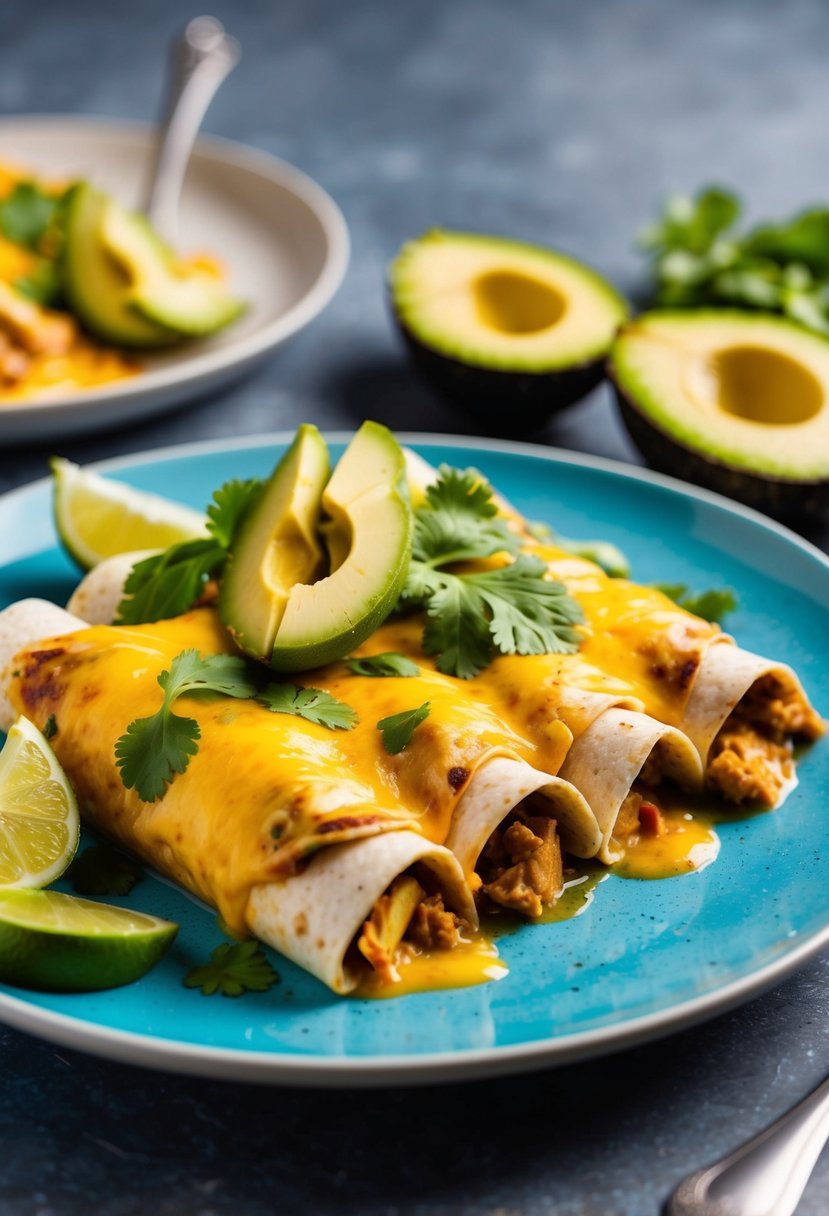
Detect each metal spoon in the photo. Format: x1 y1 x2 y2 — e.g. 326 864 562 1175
144 15 240 247
667 1072 829 1216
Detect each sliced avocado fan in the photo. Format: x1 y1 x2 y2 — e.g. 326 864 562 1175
220 422 414 672
609 310 829 516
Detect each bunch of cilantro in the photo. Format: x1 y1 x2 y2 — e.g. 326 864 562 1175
639 187 829 334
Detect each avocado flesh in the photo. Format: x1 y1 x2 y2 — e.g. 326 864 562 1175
610 310 829 516
270 421 413 672
219 425 330 660
62 184 176 348
390 229 628 426
101 203 245 338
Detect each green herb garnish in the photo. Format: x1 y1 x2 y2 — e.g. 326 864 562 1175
115 650 259 801
0 181 63 249
67 842 143 896
402 467 583 679
345 652 420 678
184 940 279 997
258 684 358 729
116 478 262 625
639 187 829 335
656 583 738 623
527 520 630 578
42 714 58 740
377 702 431 754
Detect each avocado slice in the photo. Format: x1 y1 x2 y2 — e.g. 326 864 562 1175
62 184 176 347
270 421 413 672
62 183 245 347
219 425 330 660
609 310 829 516
389 230 628 428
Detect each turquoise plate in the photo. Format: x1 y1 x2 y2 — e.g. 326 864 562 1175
0 434 827 1086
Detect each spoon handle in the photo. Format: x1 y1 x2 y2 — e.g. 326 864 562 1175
667 1073 829 1216
145 15 240 246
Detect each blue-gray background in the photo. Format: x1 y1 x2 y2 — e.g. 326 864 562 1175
1 2 828 1213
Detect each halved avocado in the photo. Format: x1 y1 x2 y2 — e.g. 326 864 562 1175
389 230 628 428
219 425 330 660
62 183 244 347
270 421 413 672
609 311 829 516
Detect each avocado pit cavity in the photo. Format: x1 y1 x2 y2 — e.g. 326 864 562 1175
473 270 566 335
711 345 824 426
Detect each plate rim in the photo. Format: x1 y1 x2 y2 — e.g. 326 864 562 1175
0 430 827 1086
0 114 350 425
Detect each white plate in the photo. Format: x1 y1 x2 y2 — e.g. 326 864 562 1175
0 116 349 441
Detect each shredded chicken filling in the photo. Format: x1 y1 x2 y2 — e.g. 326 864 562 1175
707 674 824 807
356 870 468 984
477 810 564 919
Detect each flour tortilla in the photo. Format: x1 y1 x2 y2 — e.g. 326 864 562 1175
248 831 476 994
446 755 601 874
681 637 816 763
558 707 703 864
0 599 87 732
66 549 158 625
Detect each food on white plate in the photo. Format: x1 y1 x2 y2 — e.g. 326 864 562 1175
0 163 244 403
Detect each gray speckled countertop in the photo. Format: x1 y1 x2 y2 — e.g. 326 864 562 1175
1 2 828 1213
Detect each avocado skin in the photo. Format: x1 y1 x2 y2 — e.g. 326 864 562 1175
612 379 829 519
395 316 605 431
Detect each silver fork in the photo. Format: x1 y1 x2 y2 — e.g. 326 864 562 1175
144 15 240 247
667 1073 829 1216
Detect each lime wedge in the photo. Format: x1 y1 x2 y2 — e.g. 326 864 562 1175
0 889 178 991
51 456 207 570
0 716 80 890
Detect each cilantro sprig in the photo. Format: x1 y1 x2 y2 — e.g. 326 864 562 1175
639 187 829 335
655 583 738 624
116 478 262 625
401 466 584 678
115 650 259 801
258 684 358 729
345 652 420 678
377 702 431 754
115 650 359 801
184 940 279 997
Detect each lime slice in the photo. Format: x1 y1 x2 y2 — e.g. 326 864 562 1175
51 456 207 570
0 716 80 890
0 888 178 991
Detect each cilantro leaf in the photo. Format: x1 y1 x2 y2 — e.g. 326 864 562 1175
412 465 518 565
655 583 738 623
184 940 279 997
116 538 225 625
67 843 143 896
377 702 431 754
344 652 420 678
115 650 259 801
0 181 63 249
258 684 358 729
115 479 262 626
42 714 57 740
14 257 62 306
205 478 262 547
400 465 584 678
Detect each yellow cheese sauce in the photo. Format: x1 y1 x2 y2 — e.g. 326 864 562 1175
612 808 721 879
355 935 508 999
